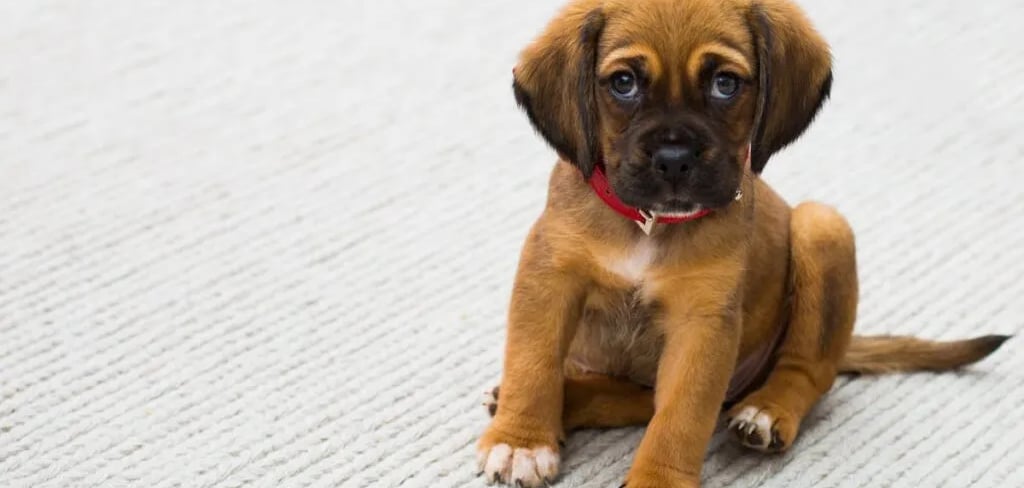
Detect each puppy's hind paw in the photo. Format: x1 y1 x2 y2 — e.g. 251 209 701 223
482 386 500 417
725 403 796 453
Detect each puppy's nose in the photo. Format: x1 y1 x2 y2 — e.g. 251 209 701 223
651 145 697 181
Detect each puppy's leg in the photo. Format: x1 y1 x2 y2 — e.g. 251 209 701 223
564 374 655 430
485 374 655 431
727 202 857 452
477 238 585 487
625 269 743 487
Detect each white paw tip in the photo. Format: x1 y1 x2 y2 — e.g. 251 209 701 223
729 406 758 427
482 443 513 484
478 444 559 487
476 450 488 473
753 412 774 441
512 448 542 486
534 446 559 479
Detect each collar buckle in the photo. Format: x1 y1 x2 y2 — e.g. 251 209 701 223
636 209 657 235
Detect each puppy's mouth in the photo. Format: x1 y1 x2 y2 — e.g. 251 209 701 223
609 148 744 214
612 179 717 216
649 199 704 217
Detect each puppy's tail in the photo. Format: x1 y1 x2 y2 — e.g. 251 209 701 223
838 334 1011 375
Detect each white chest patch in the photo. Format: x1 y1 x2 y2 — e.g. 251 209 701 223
600 238 657 284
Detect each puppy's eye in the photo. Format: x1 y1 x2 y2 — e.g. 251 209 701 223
610 71 639 99
710 73 741 100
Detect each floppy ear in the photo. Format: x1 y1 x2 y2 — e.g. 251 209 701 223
513 2 605 179
748 0 833 173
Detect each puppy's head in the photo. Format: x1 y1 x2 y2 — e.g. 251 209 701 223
513 0 832 214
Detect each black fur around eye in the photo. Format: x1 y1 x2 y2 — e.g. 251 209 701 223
610 71 639 100
710 73 741 100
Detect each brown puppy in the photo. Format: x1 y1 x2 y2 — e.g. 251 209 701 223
477 0 1009 486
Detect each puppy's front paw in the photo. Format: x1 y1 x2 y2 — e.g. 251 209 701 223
477 441 558 487
725 402 797 452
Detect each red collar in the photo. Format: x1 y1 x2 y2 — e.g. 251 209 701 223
588 165 712 234
587 144 750 234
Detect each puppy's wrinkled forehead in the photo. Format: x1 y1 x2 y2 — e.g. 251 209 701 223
599 0 754 101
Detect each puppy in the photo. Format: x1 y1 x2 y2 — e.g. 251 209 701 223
477 0 1010 486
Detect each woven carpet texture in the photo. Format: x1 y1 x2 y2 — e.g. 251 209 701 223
1 0 1022 487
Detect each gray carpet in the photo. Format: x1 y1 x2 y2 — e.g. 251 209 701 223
1 0 1022 487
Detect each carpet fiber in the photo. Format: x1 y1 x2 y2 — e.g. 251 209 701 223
1 1 1022 487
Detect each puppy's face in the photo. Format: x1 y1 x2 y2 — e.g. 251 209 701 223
594 4 757 213
514 0 833 214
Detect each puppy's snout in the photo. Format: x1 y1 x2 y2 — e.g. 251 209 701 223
651 144 698 181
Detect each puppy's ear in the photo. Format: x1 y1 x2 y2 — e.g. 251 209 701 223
748 0 833 173
513 3 605 179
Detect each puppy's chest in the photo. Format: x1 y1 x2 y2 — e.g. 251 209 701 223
592 239 665 321
598 239 659 287
569 240 666 385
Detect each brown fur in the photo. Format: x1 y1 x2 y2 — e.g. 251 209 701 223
839 335 1010 374
478 1 1007 486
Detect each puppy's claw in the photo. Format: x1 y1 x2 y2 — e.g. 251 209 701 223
730 420 744 437
769 428 783 451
